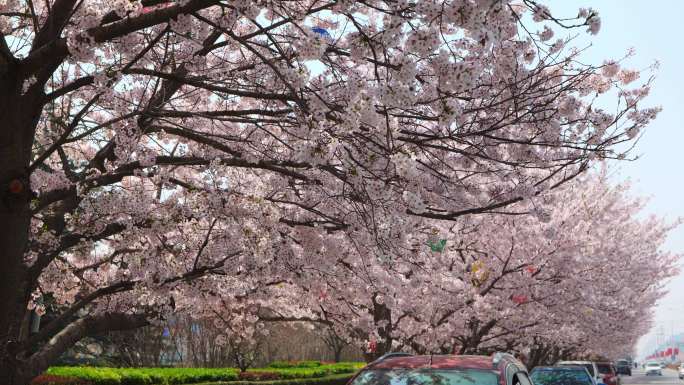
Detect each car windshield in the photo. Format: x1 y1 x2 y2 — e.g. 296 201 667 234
646 363 660 368
350 369 500 385
558 364 594 377
616 361 628 366
596 364 612 374
531 369 593 385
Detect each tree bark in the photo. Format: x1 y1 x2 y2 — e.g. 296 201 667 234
458 319 498 355
22 313 148 379
0 62 45 385
362 300 393 362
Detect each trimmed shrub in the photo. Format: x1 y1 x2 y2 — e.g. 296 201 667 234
43 363 361 385
45 367 241 385
264 363 362 379
46 367 121 385
117 370 152 385
267 361 322 369
238 372 282 381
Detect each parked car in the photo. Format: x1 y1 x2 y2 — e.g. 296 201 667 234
615 360 632 376
678 363 684 379
348 352 530 385
530 366 597 385
645 362 663 376
557 361 601 385
596 362 619 385
612 364 621 384
661 362 667 369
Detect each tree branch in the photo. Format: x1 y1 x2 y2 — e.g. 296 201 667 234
30 0 78 52
26 313 149 379
21 0 221 74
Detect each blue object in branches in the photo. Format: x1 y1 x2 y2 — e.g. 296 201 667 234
311 26 332 41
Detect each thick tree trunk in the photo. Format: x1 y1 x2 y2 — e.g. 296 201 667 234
0 67 42 385
362 301 394 362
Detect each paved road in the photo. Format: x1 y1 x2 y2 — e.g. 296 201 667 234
622 368 682 385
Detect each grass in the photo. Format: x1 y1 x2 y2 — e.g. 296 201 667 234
42 362 364 385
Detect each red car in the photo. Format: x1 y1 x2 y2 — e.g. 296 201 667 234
347 353 531 385
596 362 620 385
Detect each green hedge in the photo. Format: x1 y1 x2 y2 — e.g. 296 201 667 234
46 367 240 385
267 362 323 369
195 373 354 385
260 364 363 379
45 363 363 385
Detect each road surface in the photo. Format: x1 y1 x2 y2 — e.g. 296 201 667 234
622 368 681 385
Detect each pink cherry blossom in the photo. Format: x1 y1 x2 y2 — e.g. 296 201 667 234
0 1 670 383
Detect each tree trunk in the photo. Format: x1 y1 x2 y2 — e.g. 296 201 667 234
0 67 43 385
333 346 342 363
0 368 30 385
362 300 394 362
458 319 497 355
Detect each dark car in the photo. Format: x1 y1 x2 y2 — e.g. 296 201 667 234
615 360 631 376
530 366 595 385
348 352 531 385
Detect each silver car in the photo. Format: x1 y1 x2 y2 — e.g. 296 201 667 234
645 362 663 376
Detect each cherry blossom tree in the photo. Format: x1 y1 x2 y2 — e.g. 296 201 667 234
261 173 677 361
0 0 661 383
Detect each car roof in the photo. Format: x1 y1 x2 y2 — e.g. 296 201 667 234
558 361 594 365
532 366 589 371
369 355 504 371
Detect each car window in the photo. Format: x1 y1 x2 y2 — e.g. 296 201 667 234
530 370 593 385
350 369 500 385
557 364 594 377
596 364 612 374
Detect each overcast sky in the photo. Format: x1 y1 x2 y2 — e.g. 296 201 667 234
546 0 684 359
